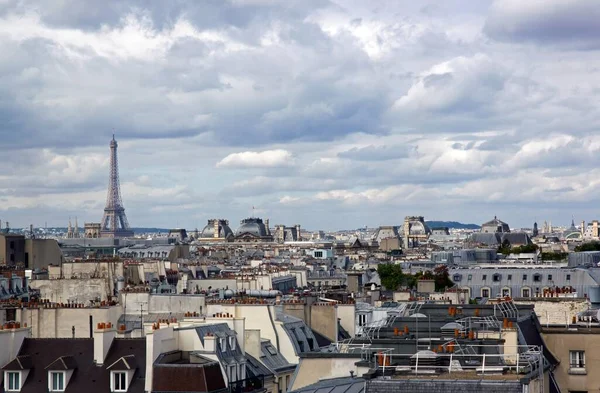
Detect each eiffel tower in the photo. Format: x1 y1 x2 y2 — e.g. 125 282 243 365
100 135 134 238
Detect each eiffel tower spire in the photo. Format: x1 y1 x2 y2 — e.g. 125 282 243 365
100 135 133 238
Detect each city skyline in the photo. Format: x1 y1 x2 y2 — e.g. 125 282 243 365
1 0 600 230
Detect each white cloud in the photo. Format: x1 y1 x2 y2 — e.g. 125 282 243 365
216 149 294 168
1 1 600 229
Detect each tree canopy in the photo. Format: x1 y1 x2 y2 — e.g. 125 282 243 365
575 241 600 252
377 263 453 292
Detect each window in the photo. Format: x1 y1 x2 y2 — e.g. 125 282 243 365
112 371 127 392
314 251 323 258
523 274 527 280
522 288 530 297
481 288 490 298
507 274 512 280
533 274 541 282
566 274 571 281
482 275 487 280
569 351 586 373
50 372 65 392
467 274 472 281
220 337 227 350
502 288 511 297
493 274 501 282
229 365 237 381
228 336 236 349
6 371 20 391
266 345 278 355
453 274 462 282
548 274 553 281
358 314 367 327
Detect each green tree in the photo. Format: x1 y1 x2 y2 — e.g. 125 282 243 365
433 265 453 291
377 263 405 290
575 241 600 252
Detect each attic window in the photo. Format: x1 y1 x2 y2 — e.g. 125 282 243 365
220 337 227 350
452 274 462 282
111 371 128 392
228 336 236 349
49 371 65 392
492 274 501 282
5 371 21 392
265 346 278 356
533 274 541 282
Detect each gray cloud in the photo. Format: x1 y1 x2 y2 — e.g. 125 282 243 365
484 0 600 49
0 0 599 230
337 144 414 161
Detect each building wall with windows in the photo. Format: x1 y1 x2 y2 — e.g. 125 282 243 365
449 268 600 301
309 249 333 259
542 327 600 393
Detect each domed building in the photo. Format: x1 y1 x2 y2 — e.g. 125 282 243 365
401 216 431 248
562 218 582 241
199 219 234 242
234 217 273 242
481 216 510 233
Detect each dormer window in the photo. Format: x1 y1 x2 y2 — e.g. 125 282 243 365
5 371 21 392
49 371 65 392
106 355 136 393
219 337 227 350
228 336 236 349
111 371 128 392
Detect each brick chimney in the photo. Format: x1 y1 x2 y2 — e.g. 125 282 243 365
94 322 116 365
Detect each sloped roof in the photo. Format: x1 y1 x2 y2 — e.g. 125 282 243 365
45 356 77 370
107 354 137 370
2 355 33 370
289 377 365 393
0 338 146 393
260 340 295 373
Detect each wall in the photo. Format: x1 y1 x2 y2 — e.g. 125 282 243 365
121 293 205 315
310 304 338 342
30 278 109 303
336 304 355 337
290 357 361 390
514 298 589 325
145 326 179 392
393 292 411 302
281 304 309 325
187 279 237 292
0 327 29 367
244 329 262 359
542 329 600 393
16 306 122 338
25 239 63 269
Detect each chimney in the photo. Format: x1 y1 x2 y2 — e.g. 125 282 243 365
265 219 270 235
295 225 301 241
204 335 216 352
244 330 262 359
94 322 116 365
582 221 585 236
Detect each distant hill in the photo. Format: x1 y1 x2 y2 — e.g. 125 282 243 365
426 221 480 230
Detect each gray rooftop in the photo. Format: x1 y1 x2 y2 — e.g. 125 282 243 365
289 377 365 393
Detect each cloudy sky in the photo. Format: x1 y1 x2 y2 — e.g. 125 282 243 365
1 0 600 231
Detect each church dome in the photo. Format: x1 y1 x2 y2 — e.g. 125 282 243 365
236 218 269 237
200 219 233 239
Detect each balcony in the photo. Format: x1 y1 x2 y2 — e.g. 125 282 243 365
228 376 265 393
